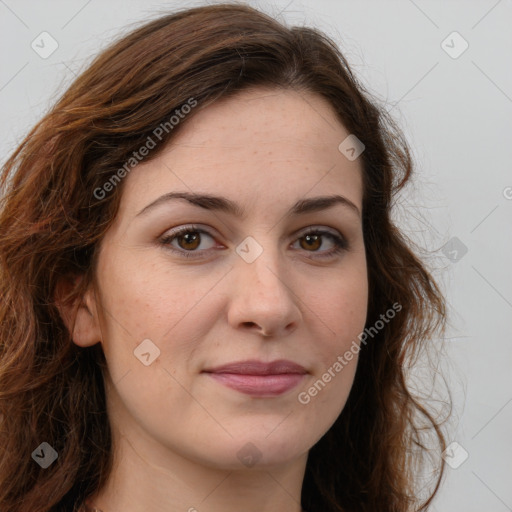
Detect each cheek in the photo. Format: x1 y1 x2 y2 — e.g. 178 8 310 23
298 259 367 409
95 258 214 436
94 256 168 373
308 259 368 348
95 253 222 379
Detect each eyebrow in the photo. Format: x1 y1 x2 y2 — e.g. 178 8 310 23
135 192 361 219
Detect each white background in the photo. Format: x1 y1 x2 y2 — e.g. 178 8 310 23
1 1 511 510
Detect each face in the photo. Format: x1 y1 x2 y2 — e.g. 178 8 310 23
84 87 368 470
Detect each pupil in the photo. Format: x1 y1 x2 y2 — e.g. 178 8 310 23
304 234 320 250
182 232 199 248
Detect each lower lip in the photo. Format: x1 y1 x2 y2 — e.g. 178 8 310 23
205 373 306 396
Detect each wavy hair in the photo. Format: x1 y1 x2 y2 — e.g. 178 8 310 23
0 4 448 511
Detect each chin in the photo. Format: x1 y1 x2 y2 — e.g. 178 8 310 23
209 429 312 470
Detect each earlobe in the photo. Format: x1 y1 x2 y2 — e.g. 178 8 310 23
54 275 102 347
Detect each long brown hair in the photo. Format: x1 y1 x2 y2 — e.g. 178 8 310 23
0 4 448 511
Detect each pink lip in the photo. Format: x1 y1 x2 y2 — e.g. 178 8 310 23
203 359 307 397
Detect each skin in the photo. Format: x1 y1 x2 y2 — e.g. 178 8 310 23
60 87 368 512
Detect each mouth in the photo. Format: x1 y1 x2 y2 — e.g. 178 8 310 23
202 359 308 397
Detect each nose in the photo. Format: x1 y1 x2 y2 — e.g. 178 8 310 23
226 243 302 338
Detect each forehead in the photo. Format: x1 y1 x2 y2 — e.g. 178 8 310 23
118 87 363 219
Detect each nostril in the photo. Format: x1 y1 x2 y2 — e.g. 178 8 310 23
242 322 272 337
243 322 257 329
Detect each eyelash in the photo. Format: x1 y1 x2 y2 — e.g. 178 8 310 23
159 224 348 260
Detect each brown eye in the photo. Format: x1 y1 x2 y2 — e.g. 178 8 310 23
160 226 217 258
292 229 348 260
160 225 348 261
176 231 201 250
299 233 322 251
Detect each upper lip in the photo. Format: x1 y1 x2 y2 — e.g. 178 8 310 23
203 359 307 375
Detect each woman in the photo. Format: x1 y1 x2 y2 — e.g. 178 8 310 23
0 3 448 511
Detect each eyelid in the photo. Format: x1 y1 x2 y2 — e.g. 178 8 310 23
295 225 342 238
159 224 219 253
159 223 348 259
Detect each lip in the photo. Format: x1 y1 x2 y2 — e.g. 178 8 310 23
203 359 307 397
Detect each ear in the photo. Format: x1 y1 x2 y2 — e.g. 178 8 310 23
54 274 102 347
